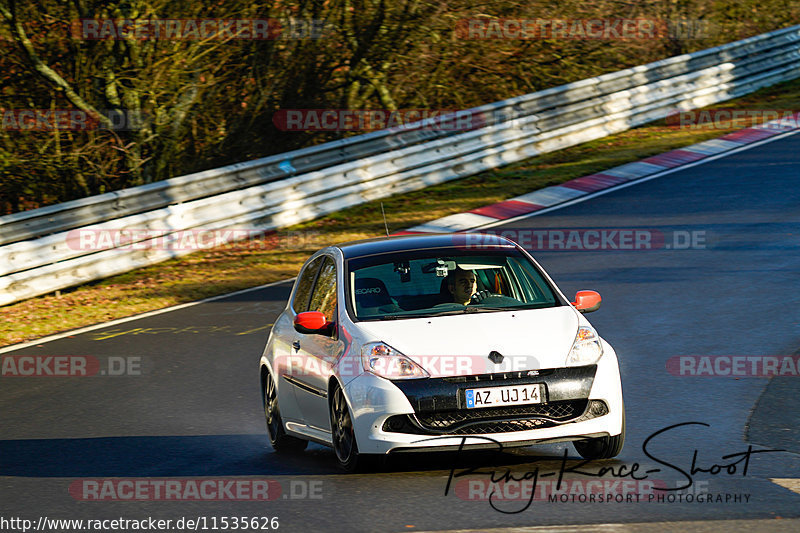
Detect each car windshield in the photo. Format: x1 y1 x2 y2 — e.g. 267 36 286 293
346 247 561 320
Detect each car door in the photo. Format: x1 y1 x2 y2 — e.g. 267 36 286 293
290 255 344 431
276 255 323 424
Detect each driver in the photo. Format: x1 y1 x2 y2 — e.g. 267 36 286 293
446 267 493 305
446 267 476 305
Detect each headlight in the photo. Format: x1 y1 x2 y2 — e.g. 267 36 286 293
566 326 604 366
361 342 429 380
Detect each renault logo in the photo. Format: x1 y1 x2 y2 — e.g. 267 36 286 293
488 351 504 364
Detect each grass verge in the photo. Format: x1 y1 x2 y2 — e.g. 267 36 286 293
3 77 800 348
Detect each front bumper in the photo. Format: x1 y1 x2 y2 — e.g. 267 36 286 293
343 344 623 454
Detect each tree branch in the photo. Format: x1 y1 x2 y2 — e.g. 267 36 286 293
0 0 111 126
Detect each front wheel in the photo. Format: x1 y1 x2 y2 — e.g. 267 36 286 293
330 385 381 472
263 371 307 452
573 405 625 460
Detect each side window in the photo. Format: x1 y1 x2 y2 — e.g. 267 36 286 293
292 256 323 314
308 256 337 321
509 258 556 304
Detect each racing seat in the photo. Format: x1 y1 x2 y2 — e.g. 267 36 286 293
354 278 401 315
439 277 453 303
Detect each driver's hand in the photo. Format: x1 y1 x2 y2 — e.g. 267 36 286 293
470 290 492 304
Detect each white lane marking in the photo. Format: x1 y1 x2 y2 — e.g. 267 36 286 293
411 212 497 233
681 138 742 154
5 126 799 354
513 185 586 206
475 127 800 230
0 278 295 355
600 161 668 179
771 478 800 494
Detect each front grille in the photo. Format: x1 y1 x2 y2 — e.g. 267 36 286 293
419 401 583 429
383 399 608 435
447 418 557 434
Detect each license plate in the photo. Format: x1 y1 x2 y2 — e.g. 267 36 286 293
464 384 542 409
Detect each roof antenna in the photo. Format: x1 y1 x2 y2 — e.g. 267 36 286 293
381 202 390 237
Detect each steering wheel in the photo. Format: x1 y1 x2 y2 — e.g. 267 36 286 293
470 291 523 304
470 290 499 304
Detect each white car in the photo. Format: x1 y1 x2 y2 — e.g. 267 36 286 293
259 233 624 471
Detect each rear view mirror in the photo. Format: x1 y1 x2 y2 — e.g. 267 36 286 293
422 259 457 277
572 290 601 313
394 261 411 283
294 311 335 336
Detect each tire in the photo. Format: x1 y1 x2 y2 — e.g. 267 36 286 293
573 405 625 460
263 370 307 453
329 385 381 472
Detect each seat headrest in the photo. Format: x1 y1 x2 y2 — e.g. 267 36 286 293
354 277 393 308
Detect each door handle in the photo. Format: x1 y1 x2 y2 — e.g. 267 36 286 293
292 341 301 352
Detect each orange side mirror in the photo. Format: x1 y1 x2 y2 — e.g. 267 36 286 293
571 290 601 313
294 311 334 335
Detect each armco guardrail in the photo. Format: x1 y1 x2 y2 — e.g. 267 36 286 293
1 25 799 306
2 24 798 247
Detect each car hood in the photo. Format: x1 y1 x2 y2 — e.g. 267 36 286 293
355 306 580 377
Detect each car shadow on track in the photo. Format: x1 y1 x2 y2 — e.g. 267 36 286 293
0 435 335 477
0 435 604 477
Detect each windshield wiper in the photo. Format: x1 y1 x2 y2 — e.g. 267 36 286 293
406 308 469 317
428 305 547 315
416 306 493 317
365 304 551 321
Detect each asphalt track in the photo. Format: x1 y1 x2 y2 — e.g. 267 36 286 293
1 130 800 532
